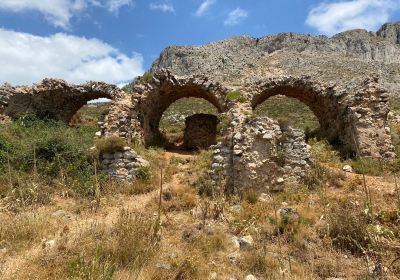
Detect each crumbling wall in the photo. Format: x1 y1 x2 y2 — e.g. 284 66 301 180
100 146 149 181
0 70 396 188
208 104 312 193
184 113 218 149
0 79 122 122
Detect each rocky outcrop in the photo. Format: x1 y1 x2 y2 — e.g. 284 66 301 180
377 22 400 45
0 79 122 122
150 22 400 95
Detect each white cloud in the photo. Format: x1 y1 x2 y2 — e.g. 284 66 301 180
306 0 400 35
149 3 175 13
106 0 133 15
224 7 248 26
0 28 144 86
195 0 216 16
0 0 87 29
0 0 133 29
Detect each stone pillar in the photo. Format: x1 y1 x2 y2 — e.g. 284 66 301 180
209 102 312 194
184 113 218 149
100 146 149 181
344 78 395 159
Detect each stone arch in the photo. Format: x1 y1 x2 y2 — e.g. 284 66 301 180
1 79 122 123
136 71 227 146
249 77 350 155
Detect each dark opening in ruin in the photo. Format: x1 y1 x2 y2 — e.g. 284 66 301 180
158 97 219 150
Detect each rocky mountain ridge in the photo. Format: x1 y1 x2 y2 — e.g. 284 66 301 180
150 22 400 93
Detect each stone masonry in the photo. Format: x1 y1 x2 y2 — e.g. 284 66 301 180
184 113 218 150
101 146 149 181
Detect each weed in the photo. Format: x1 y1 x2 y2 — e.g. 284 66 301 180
95 136 126 155
68 246 116 280
141 72 153 83
226 90 247 103
136 165 151 182
327 201 373 256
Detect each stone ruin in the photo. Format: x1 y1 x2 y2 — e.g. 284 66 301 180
0 69 395 191
184 113 218 150
2 21 400 191
100 147 149 181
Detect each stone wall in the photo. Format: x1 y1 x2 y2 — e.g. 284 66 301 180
0 79 122 122
184 113 218 150
100 146 149 181
208 107 312 193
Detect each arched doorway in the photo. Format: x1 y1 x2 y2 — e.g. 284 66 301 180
140 82 225 147
251 79 348 156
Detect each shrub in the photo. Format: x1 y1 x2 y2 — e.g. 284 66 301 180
242 188 259 204
34 135 86 177
225 91 247 103
68 246 116 280
350 158 384 176
136 165 151 182
0 137 12 172
95 136 126 155
163 185 198 211
309 139 341 164
141 72 153 83
109 210 159 273
303 163 345 189
327 201 373 256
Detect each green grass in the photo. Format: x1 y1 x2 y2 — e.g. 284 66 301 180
0 114 102 201
70 102 110 127
254 95 320 131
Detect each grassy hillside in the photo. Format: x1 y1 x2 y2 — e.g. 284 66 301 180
0 100 400 279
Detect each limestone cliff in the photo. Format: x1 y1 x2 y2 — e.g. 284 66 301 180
150 22 400 94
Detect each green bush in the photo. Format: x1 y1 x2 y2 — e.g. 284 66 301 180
95 136 126 155
225 91 247 103
350 158 384 176
0 137 12 171
1 117 93 174
136 166 151 182
141 72 153 83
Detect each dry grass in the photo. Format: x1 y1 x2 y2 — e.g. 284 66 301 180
95 136 127 155
162 184 199 212
0 212 56 254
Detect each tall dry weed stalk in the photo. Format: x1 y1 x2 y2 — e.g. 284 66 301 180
351 126 373 219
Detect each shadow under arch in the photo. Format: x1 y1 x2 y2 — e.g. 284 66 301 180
140 84 225 147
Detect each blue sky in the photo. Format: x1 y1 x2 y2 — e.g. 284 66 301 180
0 0 399 85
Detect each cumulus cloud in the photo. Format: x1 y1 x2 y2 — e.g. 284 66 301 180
195 0 216 16
149 2 175 13
306 0 400 35
224 7 248 26
0 28 144 85
0 0 133 29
